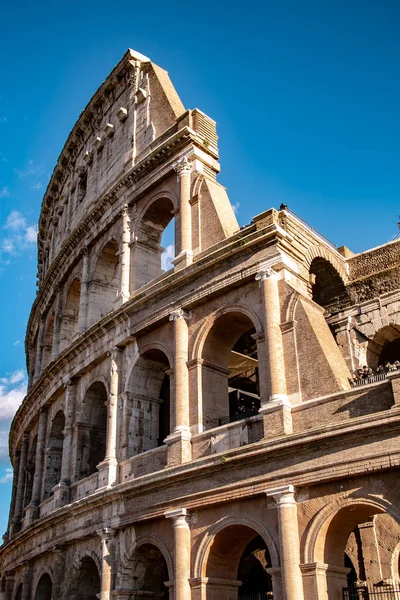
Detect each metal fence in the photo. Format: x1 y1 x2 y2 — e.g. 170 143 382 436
350 373 388 387
343 586 400 599
239 593 273 600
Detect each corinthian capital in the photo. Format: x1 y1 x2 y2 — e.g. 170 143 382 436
169 308 191 321
255 267 279 282
174 156 191 176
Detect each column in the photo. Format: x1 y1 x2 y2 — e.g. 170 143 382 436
98 528 117 600
33 317 45 382
25 409 48 523
266 485 304 600
77 246 90 333
173 157 193 269
21 561 33 600
255 267 287 404
166 309 191 465
52 285 63 359
52 547 66 599
4 574 15 600
165 509 191 600
118 204 131 304
4 452 20 541
60 379 77 485
10 434 29 534
99 347 121 488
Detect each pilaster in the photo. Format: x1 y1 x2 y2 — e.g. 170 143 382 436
165 508 191 600
173 157 193 269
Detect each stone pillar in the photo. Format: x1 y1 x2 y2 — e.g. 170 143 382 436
98 348 121 488
358 520 382 584
21 561 33 600
98 527 117 600
117 204 131 304
4 574 15 600
255 268 287 403
52 547 66 599
173 157 193 269
25 409 48 524
10 434 29 534
52 285 63 359
60 379 77 485
166 309 191 465
5 452 20 541
331 316 355 372
266 485 304 600
165 509 191 600
33 317 45 382
77 246 90 333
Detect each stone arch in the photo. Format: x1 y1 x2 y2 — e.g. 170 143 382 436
66 552 101 600
13 583 23 600
309 256 351 314
124 345 171 456
76 380 108 480
43 410 65 499
134 192 177 289
194 513 279 578
41 311 55 370
303 244 348 285
88 238 119 327
71 549 102 573
367 323 400 370
391 541 400 583
193 305 263 429
195 514 279 600
59 277 81 352
23 434 37 509
33 573 52 600
116 535 172 598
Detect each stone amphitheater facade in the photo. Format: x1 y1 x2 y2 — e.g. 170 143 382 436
1 49 400 600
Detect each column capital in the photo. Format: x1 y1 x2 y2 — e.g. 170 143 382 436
97 526 117 542
255 267 279 282
64 376 78 388
164 508 190 524
174 156 191 176
169 308 191 321
110 345 123 359
265 484 297 505
81 244 90 257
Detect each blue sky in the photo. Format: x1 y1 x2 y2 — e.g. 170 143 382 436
0 0 399 536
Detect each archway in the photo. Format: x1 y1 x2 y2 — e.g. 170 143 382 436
203 524 274 600
23 435 37 509
119 543 170 599
134 197 175 289
125 348 170 457
76 382 107 480
14 584 23 600
67 556 101 600
201 311 260 429
60 278 81 351
41 312 55 369
310 501 400 599
34 573 52 600
88 240 119 327
367 324 400 370
43 411 65 498
309 257 350 315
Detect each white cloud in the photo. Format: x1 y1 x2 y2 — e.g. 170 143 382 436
1 239 15 254
5 210 26 231
0 430 10 460
0 371 27 421
14 159 44 179
0 187 10 197
161 244 175 271
231 202 240 215
0 468 12 484
13 340 21 346
31 182 43 191
25 226 37 243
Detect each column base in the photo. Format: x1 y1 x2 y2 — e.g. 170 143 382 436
190 577 241 600
52 482 71 507
165 429 192 466
24 503 40 525
97 457 119 489
259 396 293 439
172 250 193 270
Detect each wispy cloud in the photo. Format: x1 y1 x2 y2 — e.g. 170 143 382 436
161 244 175 271
14 159 44 179
231 202 240 215
0 370 27 421
0 468 12 484
31 182 43 191
0 117 7 124
13 340 21 346
0 187 9 197
1 210 38 261
0 430 10 460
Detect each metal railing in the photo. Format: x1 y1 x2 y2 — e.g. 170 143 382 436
207 405 259 429
239 593 273 600
284 207 338 251
350 373 388 387
343 585 400 599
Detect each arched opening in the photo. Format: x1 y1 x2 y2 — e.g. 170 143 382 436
125 348 170 457
315 503 400 598
15 584 23 600
204 525 273 600
201 312 259 429
43 411 65 498
34 573 52 600
41 312 55 369
88 240 119 327
59 278 81 352
134 197 175 290
76 382 107 480
119 543 169 599
67 556 101 600
367 324 400 371
309 257 350 315
23 435 37 509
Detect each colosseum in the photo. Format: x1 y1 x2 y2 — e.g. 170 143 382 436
1 48 400 600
